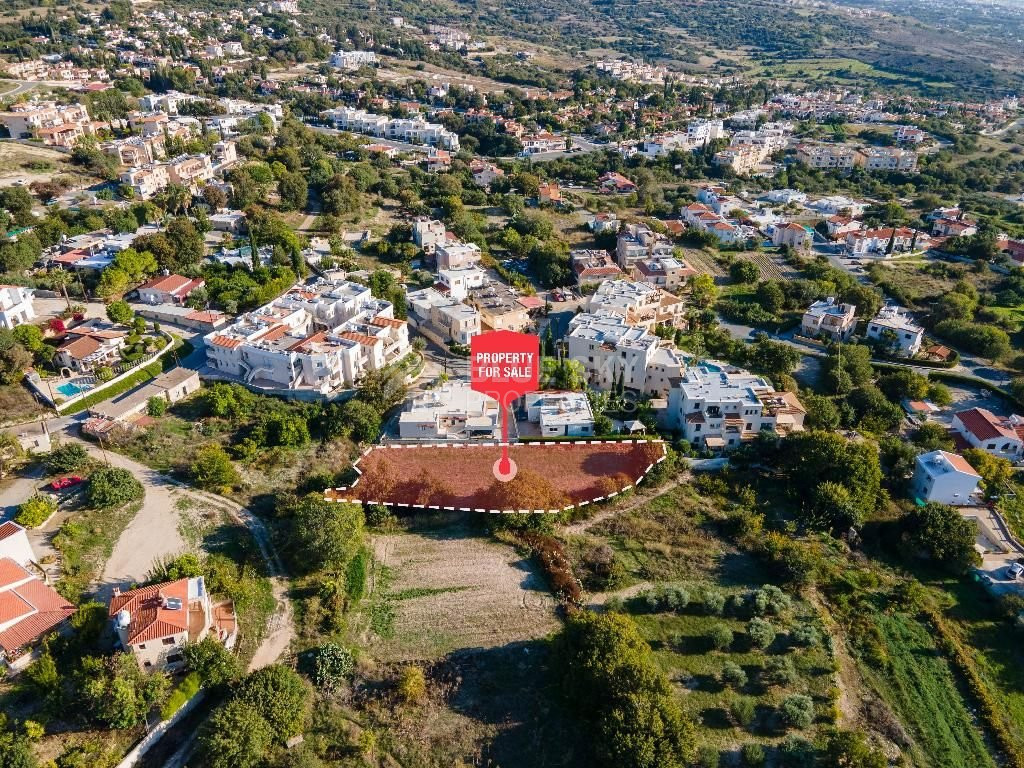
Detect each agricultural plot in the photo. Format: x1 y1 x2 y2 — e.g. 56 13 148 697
326 440 665 512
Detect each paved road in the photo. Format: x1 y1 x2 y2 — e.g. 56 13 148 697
0 80 38 98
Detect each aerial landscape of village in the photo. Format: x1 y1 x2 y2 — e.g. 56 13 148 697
5 0 1024 765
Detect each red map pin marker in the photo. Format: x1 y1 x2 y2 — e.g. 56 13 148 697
470 330 540 482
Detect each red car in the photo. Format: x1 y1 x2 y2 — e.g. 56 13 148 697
50 476 84 491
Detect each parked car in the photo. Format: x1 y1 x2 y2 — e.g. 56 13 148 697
50 475 84 491
1007 562 1024 580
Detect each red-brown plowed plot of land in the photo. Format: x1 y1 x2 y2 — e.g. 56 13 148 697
327 441 665 512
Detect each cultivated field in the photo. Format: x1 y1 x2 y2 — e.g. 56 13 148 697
353 517 561 661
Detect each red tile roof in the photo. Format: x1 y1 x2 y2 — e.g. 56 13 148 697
0 558 31 589
955 407 1017 442
337 331 379 346
208 335 243 349
0 562 74 654
108 578 190 645
367 317 406 329
939 451 981 476
0 591 33 625
0 521 23 542
58 335 102 360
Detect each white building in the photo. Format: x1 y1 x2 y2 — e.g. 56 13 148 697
412 218 447 256
0 286 35 330
204 278 409 394
524 391 594 437
615 223 674 269
664 364 806 451
329 50 378 70
0 522 35 568
406 288 481 345
588 279 686 331
566 311 683 396
398 381 499 440
436 241 482 270
911 450 981 505
801 298 856 341
866 305 924 356
951 408 1024 461
320 107 460 150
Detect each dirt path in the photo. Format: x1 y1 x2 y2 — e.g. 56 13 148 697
561 474 688 537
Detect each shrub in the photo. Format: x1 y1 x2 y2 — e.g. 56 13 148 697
741 743 765 767
695 745 720 768
147 396 168 417
760 656 797 687
778 735 816 768
748 585 792 616
191 444 241 491
697 586 726 615
709 624 734 651
720 661 748 688
46 443 89 473
730 695 757 728
398 665 427 703
779 694 815 729
183 637 242 688
364 503 394 528
521 532 582 605
234 665 311 741
161 672 201 720
790 623 821 648
310 643 354 694
747 617 776 649
16 494 57 528
86 467 143 508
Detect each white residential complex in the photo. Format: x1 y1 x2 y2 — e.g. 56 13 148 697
664 364 806 450
588 279 686 331
524 391 595 437
866 305 924 356
911 450 981 506
615 223 675 270
320 107 460 150
566 311 684 396
204 278 409 394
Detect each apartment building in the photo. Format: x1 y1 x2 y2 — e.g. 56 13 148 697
911 450 981 505
588 279 686 331
0 101 95 147
866 305 924 356
204 278 409 394
686 119 725 146
801 298 857 341
398 381 500 439
435 241 482 270
329 50 378 70
796 144 861 170
102 135 166 167
465 280 532 332
167 154 215 188
320 107 460 150
845 227 921 256
109 576 235 672
524 391 595 437
0 286 35 330
571 250 624 286
407 288 481 345
860 147 918 172
713 144 767 176
411 218 448 257
566 311 684 396
629 255 695 291
120 164 171 200
615 223 675 270
664 364 806 450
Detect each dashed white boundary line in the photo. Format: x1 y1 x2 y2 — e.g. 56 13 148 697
324 439 667 514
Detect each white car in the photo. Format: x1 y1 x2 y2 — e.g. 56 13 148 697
1007 562 1024 580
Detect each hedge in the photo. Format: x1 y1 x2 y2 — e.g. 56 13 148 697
160 672 201 721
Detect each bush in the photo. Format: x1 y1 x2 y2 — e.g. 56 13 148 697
86 467 143 508
709 624 734 651
234 665 311 741
160 672 201 720
760 656 797 687
16 494 57 528
183 636 242 688
747 617 776 649
790 623 821 648
697 585 726 615
147 396 168 417
778 735 816 768
720 661 748 688
695 745 720 768
779 694 815 729
741 743 765 767
46 443 89 473
398 665 427 703
747 585 792 616
310 643 354 694
191 444 241 491
730 695 757 728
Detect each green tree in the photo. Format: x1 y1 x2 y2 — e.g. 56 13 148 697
199 699 273 768
191 444 241 491
86 467 144 508
235 665 311 740
183 637 242 688
904 502 981 573
76 653 168 729
963 448 1013 494
779 694 814 729
688 274 718 309
277 170 309 211
290 496 364 573
819 729 887 768
554 611 696 768
105 300 134 326
46 443 89 473
147 397 168 417
729 260 760 284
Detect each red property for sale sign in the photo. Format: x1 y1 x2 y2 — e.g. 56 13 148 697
470 330 540 481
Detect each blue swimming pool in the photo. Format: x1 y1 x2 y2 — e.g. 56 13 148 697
701 362 723 372
56 381 90 397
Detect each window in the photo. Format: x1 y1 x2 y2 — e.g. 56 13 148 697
138 644 146 650
694 424 701 432
162 637 176 646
